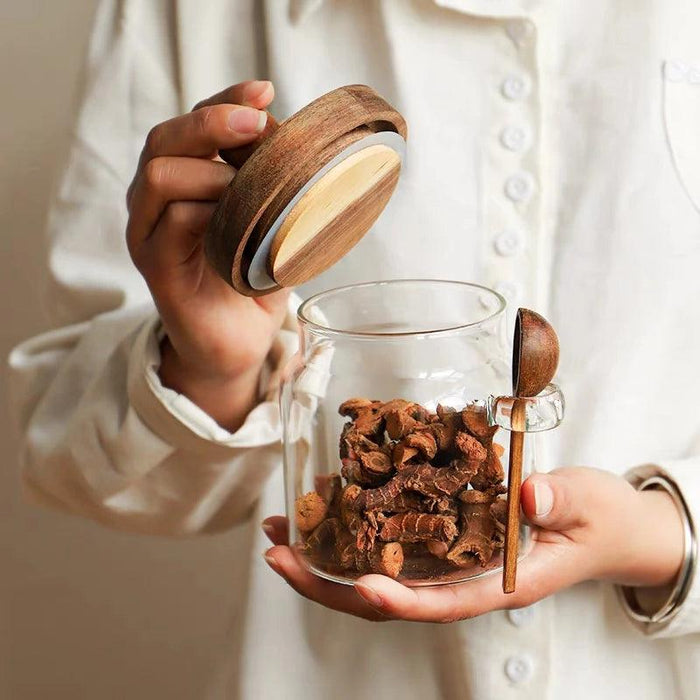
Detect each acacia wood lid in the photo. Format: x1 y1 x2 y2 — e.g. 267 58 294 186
205 85 407 296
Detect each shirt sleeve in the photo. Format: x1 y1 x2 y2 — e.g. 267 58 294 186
6 0 297 535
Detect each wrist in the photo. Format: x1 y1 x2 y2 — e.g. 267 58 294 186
612 488 685 588
615 470 696 629
158 336 264 432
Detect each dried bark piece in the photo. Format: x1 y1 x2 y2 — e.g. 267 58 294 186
295 491 328 532
378 512 458 544
342 456 390 487
358 460 480 510
340 484 363 534
314 473 343 516
455 432 488 462
355 464 423 510
469 448 505 491
368 542 404 578
376 491 425 513
392 442 419 468
356 517 379 552
341 458 363 484
429 422 454 451
360 450 393 475
486 482 508 497
426 540 449 559
379 399 419 417
436 404 456 421
338 398 375 418
333 396 509 578
339 485 379 552
461 404 498 442
305 517 344 554
306 517 403 577
490 499 507 548
426 496 459 517
412 406 432 423
405 431 438 459
341 427 381 460
435 406 464 450
385 410 421 440
338 539 405 578
413 459 481 499
458 488 493 504
490 498 507 527
447 495 497 567
336 529 362 570
354 410 385 437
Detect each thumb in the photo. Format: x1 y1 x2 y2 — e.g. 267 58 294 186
521 471 588 532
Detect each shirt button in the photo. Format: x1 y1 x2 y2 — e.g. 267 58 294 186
495 280 522 305
500 126 531 153
507 606 535 627
494 229 525 257
504 172 535 203
504 655 534 685
663 60 688 83
506 19 534 45
501 74 531 100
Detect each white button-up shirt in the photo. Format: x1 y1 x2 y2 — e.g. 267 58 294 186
8 1 700 698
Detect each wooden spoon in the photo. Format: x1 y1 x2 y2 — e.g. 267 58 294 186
503 308 560 594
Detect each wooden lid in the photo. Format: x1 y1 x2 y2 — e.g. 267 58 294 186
205 85 407 296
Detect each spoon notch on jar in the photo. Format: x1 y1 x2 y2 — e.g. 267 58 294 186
503 308 560 594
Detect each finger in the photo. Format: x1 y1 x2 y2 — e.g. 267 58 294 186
264 546 390 622
521 471 590 532
126 102 264 206
126 81 273 206
262 516 289 546
126 157 234 255
193 80 275 111
354 574 469 623
139 201 215 273
133 104 267 184
354 537 584 623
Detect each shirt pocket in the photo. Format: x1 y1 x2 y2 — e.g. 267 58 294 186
662 59 700 214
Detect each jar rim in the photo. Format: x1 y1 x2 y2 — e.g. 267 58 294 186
297 279 507 339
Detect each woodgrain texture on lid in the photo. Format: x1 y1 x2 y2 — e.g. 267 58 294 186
205 85 407 296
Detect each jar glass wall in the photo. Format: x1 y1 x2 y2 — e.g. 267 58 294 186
280 280 536 586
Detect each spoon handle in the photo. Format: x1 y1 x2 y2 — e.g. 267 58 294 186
503 398 527 594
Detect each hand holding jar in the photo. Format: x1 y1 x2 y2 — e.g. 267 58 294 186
262 466 684 622
125 80 288 432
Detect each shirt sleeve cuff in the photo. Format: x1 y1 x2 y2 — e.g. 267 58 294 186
126 313 298 453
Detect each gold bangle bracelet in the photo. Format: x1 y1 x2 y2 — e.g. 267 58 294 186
616 470 696 632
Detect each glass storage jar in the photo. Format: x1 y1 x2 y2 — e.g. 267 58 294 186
280 280 562 586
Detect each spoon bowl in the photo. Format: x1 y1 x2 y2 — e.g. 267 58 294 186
513 308 560 398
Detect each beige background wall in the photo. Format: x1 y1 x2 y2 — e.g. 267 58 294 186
0 3 243 698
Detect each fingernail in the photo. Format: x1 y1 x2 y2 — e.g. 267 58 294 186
264 553 279 570
262 522 274 537
242 80 273 104
228 107 267 133
355 582 383 609
534 481 554 517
